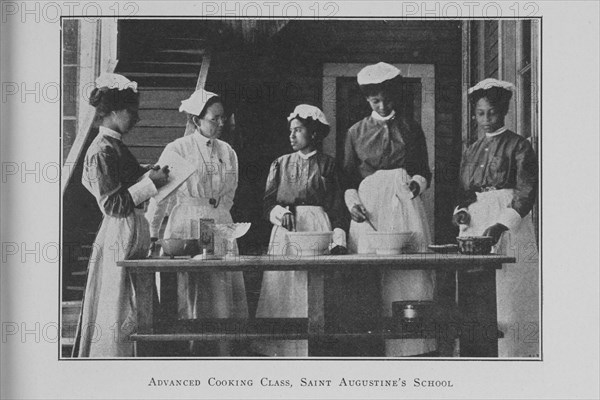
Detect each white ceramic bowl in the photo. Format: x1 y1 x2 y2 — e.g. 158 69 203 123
367 232 414 255
285 231 333 257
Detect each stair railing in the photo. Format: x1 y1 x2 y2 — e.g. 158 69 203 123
61 59 117 195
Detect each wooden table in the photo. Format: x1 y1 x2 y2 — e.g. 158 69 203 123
118 253 515 357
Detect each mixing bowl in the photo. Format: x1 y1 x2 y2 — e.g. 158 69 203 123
160 239 199 257
285 231 333 257
367 232 414 255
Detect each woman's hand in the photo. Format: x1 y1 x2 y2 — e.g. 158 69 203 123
452 211 471 227
281 212 296 231
408 181 420 198
482 223 508 245
149 165 170 189
330 245 348 255
350 204 368 222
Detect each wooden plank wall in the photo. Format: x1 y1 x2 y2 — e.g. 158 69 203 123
207 21 464 247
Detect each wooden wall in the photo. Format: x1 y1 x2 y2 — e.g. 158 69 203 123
207 20 464 249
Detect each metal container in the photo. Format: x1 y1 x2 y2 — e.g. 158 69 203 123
198 218 215 255
456 236 494 255
392 300 436 322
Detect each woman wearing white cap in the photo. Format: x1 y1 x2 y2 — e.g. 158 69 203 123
454 78 539 357
342 62 435 356
253 104 348 356
146 89 248 355
76 73 170 357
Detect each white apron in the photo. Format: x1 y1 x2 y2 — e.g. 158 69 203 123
78 208 150 357
349 168 436 356
164 197 248 321
253 206 332 356
460 189 540 358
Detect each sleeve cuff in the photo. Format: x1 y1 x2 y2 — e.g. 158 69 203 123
146 199 160 237
410 175 428 195
269 205 291 225
128 175 158 206
497 208 523 232
344 189 361 210
332 228 347 247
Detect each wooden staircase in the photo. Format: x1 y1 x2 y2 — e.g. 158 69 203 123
61 20 212 356
117 20 215 163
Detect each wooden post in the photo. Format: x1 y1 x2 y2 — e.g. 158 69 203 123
457 268 499 357
135 272 156 356
461 21 472 150
307 270 325 356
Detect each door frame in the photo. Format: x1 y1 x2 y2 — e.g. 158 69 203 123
321 63 436 237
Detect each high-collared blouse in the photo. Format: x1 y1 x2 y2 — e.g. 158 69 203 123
146 130 238 237
82 126 157 218
342 113 431 191
264 151 348 231
457 129 538 217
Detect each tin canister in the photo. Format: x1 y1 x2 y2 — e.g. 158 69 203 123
198 218 215 254
392 301 435 322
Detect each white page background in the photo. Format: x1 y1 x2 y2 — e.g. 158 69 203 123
1 1 598 399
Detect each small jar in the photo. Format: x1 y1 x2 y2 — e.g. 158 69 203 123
403 304 418 320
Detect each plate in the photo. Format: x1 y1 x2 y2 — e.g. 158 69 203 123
428 244 459 254
192 254 223 261
375 249 402 255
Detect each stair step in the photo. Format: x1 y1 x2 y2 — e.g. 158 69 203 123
158 48 206 55
119 61 202 74
61 300 82 354
129 147 164 164
66 286 85 292
148 52 206 63
71 271 87 276
127 75 197 88
138 109 187 127
165 37 208 42
137 89 193 109
125 72 198 79
124 127 185 147
134 37 209 52
127 144 169 148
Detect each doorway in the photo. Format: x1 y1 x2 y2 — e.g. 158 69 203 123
322 63 436 237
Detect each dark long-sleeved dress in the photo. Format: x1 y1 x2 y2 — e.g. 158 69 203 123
343 113 431 191
263 151 348 234
456 128 538 221
340 112 435 356
254 150 347 356
77 127 157 357
457 128 539 358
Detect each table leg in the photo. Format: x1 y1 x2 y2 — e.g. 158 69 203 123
307 270 325 356
457 267 499 357
134 272 156 357
159 272 178 321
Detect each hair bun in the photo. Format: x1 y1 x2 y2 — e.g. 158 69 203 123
88 87 104 107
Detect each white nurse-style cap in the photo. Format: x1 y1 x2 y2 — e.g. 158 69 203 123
95 73 138 92
356 62 402 85
287 104 329 125
179 88 219 115
468 78 516 94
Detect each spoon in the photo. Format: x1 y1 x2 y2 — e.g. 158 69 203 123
364 215 378 232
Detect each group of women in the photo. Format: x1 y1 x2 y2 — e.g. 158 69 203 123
75 62 539 358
